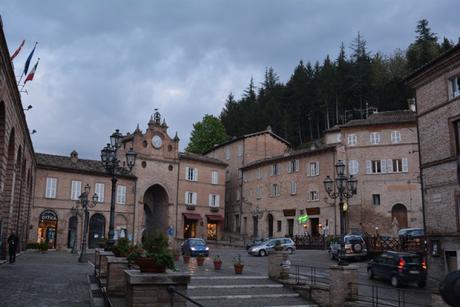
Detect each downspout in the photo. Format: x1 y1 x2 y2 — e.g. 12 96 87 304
415 114 427 235
132 178 137 244
175 159 180 241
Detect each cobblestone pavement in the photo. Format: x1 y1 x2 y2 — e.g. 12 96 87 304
0 250 92 307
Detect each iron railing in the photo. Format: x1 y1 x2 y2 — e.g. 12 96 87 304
350 282 431 307
293 235 327 250
167 285 204 307
290 264 330 285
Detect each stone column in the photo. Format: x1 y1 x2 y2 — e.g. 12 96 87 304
125 270 191 307
107 256 129 297
268 251 290 280
328 264 358 306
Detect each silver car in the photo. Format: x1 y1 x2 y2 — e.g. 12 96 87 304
248 238 296 256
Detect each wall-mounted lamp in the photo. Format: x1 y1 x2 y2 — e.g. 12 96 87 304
23 105 32 111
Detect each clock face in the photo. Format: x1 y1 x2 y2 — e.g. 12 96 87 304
152 135 163 148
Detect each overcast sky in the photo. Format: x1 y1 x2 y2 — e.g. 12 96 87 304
1 1 458 159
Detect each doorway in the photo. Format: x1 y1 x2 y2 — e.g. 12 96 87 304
67 216 78 249
268 214 274 238
310 218 319 236
143 184 169 233
88 213 106 248
37 210 58 249
184 219 197 239
287 219 294 237
391 204 408 229
253 216 258 237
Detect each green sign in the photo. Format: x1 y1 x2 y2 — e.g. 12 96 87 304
297 214 309 224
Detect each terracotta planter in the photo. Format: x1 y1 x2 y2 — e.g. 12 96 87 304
234 264 244 274
213 261 222 270
174 254 180 261
183 255 190 264
135 257 166 273
197 257 205 266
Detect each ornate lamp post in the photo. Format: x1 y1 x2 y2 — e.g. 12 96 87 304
251 205 265 238
100 129 137 249
323 160 358 235
75 184 99 262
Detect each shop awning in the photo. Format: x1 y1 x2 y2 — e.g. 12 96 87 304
206 214 224 223
283 209 296 217
183 213 203 221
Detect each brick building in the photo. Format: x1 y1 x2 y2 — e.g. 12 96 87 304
407 44 460 281
204 128 289 237
0 18 36 258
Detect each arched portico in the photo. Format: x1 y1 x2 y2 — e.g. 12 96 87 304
391 203 408 229
143 184 169 233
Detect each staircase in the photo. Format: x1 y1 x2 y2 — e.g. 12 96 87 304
187 275 317 307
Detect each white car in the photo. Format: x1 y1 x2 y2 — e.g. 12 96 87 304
248 238 296 256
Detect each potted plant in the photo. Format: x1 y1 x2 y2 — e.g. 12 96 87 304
183 254 190 264
127 231 175 273
213 255 222 270
112 237 131 257
173 250 181 261
38 241 49 253
233 254 244 274
196 254 205 266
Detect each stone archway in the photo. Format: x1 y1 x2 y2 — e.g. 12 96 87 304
37 210 58 249
88 213 106 248
143 184 169 233
391 203 408 229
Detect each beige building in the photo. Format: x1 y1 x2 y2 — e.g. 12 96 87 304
204 128 289 237
325 110 423 236
407 44 460 281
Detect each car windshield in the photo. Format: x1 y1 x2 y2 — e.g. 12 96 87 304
402 255 422 264
345 236 363 243
189 239 206 246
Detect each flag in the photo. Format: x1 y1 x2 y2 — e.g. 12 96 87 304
10 40 25 61
23 42 37 76
24 59 39 84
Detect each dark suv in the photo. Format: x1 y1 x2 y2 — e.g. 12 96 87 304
329 235 367 261
367 251 427 288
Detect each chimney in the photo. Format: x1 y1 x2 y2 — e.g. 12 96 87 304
408 98 416 112
70 150 78 163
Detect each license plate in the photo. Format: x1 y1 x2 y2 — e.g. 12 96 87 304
409 270 419 274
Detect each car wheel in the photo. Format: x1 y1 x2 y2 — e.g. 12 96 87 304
367 268 374 280
391 275 400 288
259 250 267 257
418 281 426 288
287 247 293 254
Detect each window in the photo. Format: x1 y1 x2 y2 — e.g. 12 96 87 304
236 189 241 201
226 170 230 182
211 171 218 185
117 185 126 204
336 133 342 143
95 183 105 202
392 159 403 172
271 184 280 197
237 144 243 157
308 191 319 201
185 167 198 181
185 191 197 205
271 163 280 176
70 180 81 200
256 186 262 199
307 161 320 176
225 147 231 160
391 131 401 143
257 168 262 179
287 160 299 173
348 160 359 175
450 76 460 98
290 181 297 195
277 220 282 232
372 194 381 205
455 120 460 183
347 134 357 145
45 178 57 198
370 132 381 144
208 194 220 207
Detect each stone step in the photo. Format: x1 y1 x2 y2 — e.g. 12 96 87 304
190 275 275 286
189 283 283 289
186 295 315 307
188 285 299 298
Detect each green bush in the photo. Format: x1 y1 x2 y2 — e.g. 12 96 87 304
112 237 131 257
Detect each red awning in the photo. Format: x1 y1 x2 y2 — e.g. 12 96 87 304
183 213 203 221
206 214 224 223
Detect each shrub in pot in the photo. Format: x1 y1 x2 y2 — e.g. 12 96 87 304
112 237 131 257
213 255 222 270
196 255 205 266
233 254 244 274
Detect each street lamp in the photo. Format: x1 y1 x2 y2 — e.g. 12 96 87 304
75 184 99 262
100 129 137 249
323 160 358 235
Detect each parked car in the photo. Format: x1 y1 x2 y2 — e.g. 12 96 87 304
181 238 209 257
246 238 266 250
247 238 296 256
398 228 424 240
329 235 368 261
367 251 427 288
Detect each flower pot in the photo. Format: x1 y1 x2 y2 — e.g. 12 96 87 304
234 264 244 274
213 261 222 270
135 257 166 273
174 254 180 261
197 257 205 266
183 255 190 264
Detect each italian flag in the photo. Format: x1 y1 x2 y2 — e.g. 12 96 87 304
24 58 39 84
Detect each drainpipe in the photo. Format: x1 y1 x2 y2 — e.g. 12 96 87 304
415 114 426 234
132 178 137 244
175 160 180 241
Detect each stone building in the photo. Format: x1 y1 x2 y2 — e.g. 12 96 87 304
0 18 36 258
407 44 460 281
31 151 136 250
204 128 289 237
325 110 423 236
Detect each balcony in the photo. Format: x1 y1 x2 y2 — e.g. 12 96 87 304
210 206 220 213
185 204 196 210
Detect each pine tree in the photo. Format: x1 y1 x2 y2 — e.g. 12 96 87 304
406 19 441 71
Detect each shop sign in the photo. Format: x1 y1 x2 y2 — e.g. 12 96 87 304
306 207 320 216
297 214 309 224
40 210 57 221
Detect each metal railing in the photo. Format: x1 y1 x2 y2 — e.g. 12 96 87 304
167 285 204 307
350 282 431 307
293 235 327 250
291 264 330 286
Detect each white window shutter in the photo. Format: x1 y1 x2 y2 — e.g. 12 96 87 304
287 162 292 173
185 167 189 179
295 160 299 172
216 195 220 206
366 160 372 174
307 191 311 201
315 161 320 176
355 161 359 174
185 192 189 204
386 159 393 173
381 159 387 173
192 192 197 205
306 163 311 176
194 168 198 181
402 158 409 172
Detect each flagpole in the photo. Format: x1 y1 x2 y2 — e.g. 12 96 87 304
18 41 38 85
